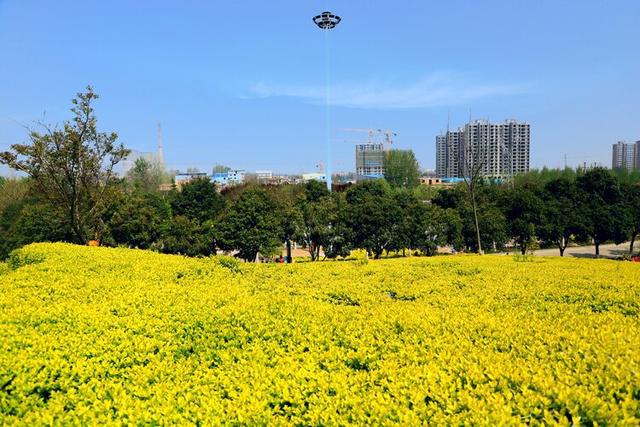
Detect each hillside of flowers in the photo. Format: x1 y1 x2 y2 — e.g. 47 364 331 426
1 243 639 424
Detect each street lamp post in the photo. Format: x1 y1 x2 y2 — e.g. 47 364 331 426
313 11 341 191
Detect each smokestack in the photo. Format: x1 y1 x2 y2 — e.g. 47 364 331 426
157 123 164 166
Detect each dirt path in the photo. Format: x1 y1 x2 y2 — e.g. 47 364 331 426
532 242 638 259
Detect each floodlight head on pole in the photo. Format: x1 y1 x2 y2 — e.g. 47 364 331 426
313 11 341 29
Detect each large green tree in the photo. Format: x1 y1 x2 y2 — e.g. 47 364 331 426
170 177 225 224
126 158 167 193
322 193 352 260
388 190 418 255
575 168 623 257
293 181 335 261
296 193 334 261
217 187 282 262
161 216 216 257
383 149 421 189
0 197 71 259
344 180 399 258
501 185 544 255
538 177 581 256
620 183 640 255
433 185 506 253
390 190 450 256
0 177 29 214
107 191 171 250
0 87 129 243
266 183 305 263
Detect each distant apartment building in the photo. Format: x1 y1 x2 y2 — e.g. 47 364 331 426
612 141 640 171
355 143 385 180
436 119 530 179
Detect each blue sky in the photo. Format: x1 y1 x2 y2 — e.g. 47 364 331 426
1 0 639 175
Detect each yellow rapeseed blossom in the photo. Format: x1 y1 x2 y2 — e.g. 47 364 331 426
0 243 639 425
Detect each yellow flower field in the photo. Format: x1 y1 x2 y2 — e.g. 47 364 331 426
1 243 639 425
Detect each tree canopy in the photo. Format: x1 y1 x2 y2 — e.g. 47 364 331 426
217 187 282 262
0 86 128 243
170 177 225 224
383 149 421 189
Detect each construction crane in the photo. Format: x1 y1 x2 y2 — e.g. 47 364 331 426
377 129 397 152
341 128 377 144
341 128 397 152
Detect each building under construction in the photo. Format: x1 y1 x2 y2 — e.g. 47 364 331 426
355 143 385 179
344 128 395 181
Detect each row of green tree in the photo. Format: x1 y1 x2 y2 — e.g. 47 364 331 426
2 162 639 260
1 88 639 260
436 169 639 256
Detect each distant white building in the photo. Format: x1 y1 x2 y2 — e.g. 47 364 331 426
302 172 327 183
255 171 273 182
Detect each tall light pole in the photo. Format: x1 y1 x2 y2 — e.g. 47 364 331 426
313 11 341 191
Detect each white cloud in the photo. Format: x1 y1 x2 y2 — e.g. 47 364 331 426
245 72 527 109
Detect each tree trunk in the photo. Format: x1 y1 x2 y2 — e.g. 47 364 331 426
520 244 526 255
70 203 84 243
595 240 600 257
374 245 382 259
630 234 637 255
558 236 565 257
470 189 482 254
71 198 87 244
286 239 292 263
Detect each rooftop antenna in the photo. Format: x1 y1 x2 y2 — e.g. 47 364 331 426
313 10 341 192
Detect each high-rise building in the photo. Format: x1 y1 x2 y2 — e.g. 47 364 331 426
355 143 385 179
122 150 163 176
122 124 165 176
435 119 530 179
436 130 463 178
612 141 639 171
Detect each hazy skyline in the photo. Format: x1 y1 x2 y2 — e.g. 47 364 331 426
1 0 639 175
